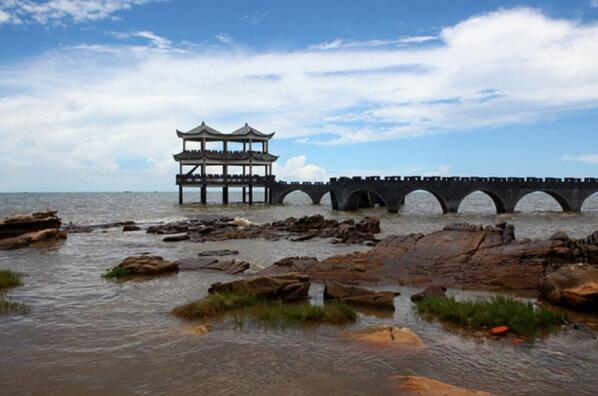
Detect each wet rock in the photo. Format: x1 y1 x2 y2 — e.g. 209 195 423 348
0 210 66 250
392 375 494 396
539 264 598 311
163 234 190 242
117 255 179 276
0 210 62 239
173 257 249 274
292 223 598 290
208 273 310 302
345 326 423 347
550 231 570 241
197 249 239 257
258 256 319 276
123 223 141 232
411 286 447 302
0 228 67 250
324 281 398 309
146 214 380 245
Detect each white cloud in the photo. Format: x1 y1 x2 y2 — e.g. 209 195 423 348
561 154 598 164
591 1 598 8
273 156 327 181
0 0 156 25
133 30 171 49
214 34 233 44
2 8 598 190
309 35 438 50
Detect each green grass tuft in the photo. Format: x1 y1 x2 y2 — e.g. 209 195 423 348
0 294 29 315
0 269 23 290
414 296 566 338
102 266 131 279
172 291 357 327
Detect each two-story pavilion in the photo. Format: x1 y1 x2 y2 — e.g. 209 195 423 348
173 122 278 205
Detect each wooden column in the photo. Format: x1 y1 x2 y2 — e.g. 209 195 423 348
223 141 228 204
242 165 246 203
178 162 183 204
248 138 253 205
201 137 207 204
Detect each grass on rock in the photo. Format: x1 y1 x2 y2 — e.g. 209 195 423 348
414 296 566 338
0 269 23 290
102 266 131 279
173 291 357 327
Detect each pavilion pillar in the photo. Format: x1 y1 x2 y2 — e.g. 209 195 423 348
201 164 207 204
223 164 228 205
242 165 246 203
179 184 183 204
249 138 253 205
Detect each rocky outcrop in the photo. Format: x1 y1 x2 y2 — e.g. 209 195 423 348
411 286 447 302
275 223 598 290
258 256 320 276
122 223 140 232
117 255 179 276
539 264 598 311
323 282 398 309
197 249 239 257
345 326 423 347
391 376 494 396
173 257 250 275
0 210 66 250
208 274 310 302
146 215 380 245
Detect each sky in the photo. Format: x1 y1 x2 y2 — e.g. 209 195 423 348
1 0 598 192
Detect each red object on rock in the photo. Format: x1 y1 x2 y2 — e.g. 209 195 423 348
511 337 524 345
490 326 510 335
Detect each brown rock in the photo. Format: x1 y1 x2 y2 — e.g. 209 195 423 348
392 376 494 396
118 255 179 276
197 249 239 257
258 256 319 276
208 273 310 302
411 286 447 302
0 210 62 239
293 223 597 290
539 264 598 311
173 257 249 274
324 281 398 309
345 326 423 347
0 228 67 250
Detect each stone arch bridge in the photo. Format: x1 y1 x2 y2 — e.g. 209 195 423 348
266 176 598 214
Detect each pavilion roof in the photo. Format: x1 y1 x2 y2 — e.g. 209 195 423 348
177 122 275 141
173 150 278 162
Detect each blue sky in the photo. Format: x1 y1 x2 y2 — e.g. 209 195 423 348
1 0 598 191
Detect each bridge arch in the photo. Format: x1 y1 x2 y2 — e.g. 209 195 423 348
345 188 388 210
514 190 570 212
402 188 448 214
457 190 507 214
275 186 330 205
581 191 598 212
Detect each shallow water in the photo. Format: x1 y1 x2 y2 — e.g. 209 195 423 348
1 191 598 395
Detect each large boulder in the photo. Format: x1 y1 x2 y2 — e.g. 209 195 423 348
258 256 319 276
117 255 179 276
539 264 598 311
323 281 398 309
208 273 310 302
295 223 598 290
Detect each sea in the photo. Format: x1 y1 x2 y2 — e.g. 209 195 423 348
1 191 597 395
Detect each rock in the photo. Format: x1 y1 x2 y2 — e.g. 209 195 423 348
123 224 141 232
208 274 310 302
289 223 598 290
173 257 249 274
197 249 239 257
117 255 179 276
490 325 510 335
0 210 62 239
391 376 494 396
345 326 423 347
411 286 447 302
163 233 190 242
0 228 67 250
323 281 398 309
550 231 570 241
539 264 598 311
259 256 320 276
147 214 380 245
